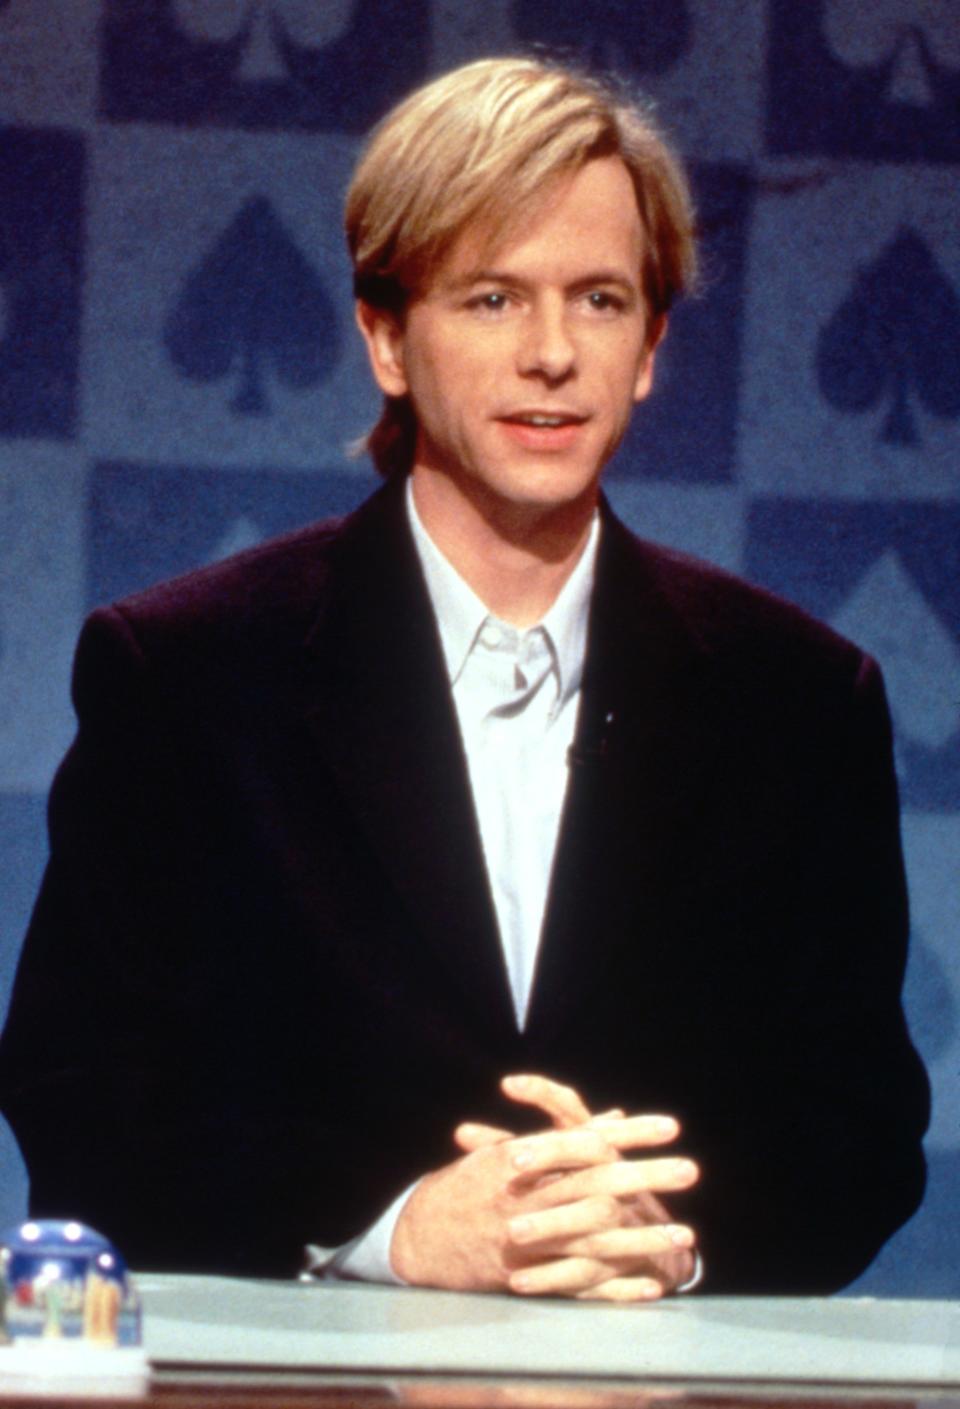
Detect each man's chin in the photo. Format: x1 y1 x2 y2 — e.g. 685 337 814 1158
478 462 603 510
498 481 601 520
414 458 602 534
469 479 602 546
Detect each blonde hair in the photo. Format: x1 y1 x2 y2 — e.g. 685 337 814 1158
345 56 697 476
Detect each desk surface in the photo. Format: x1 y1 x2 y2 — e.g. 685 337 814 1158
1 1277 958 1405
139 1277 960 1386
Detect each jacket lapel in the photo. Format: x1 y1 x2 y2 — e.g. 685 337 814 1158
526 506 722 1044
298 479 517 1038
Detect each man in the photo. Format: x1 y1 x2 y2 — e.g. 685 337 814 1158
0 58 928 1300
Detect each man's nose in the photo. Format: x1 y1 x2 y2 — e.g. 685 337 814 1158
517 300 576 382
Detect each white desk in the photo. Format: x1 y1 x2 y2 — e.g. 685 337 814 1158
138 1276 960 1387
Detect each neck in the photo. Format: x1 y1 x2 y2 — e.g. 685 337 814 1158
410 465 597 628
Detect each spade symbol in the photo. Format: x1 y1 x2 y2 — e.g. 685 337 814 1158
164 196 338 415
102 0 429 133
817 227 960 446
205 514 265 563
512 0 690 74
884 25 937 107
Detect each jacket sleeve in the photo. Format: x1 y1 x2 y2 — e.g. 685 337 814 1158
689 651 930 1293
0 607 385 1276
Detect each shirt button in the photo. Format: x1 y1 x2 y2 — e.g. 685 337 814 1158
480 622 502 648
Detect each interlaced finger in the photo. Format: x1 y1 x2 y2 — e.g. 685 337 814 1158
508 1193 623 1248
588 1114 680 1151
454 1121 513 1152
507 1127 619 1181
553 1224 694 1260
575 1275 667 1302
501 1074 592 1129
509 1255 615 1296
524 1155 699 1207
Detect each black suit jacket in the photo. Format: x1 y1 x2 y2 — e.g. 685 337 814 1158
0 477 928 1289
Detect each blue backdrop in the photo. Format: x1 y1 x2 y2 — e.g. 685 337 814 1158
0 0 957 1294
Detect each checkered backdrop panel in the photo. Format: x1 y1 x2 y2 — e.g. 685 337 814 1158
0 0 957 1294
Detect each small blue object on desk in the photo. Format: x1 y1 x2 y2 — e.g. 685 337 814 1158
0 1219 148 1385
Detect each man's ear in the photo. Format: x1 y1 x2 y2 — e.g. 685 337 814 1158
634 313 667 404
355 300 408 398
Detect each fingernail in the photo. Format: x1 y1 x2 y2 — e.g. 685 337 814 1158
655 1118 678 1137
667 1225 693 1247
505 1075 528 1090
673 1159 697 1179
509 1216 532 1241
511 1272 531 1292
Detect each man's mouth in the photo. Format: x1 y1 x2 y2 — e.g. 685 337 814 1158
496 411 588 451
500 412 587 427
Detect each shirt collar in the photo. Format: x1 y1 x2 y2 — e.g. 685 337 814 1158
405 476 598 706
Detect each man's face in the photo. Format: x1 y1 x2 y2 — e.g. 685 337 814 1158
359 156 661 522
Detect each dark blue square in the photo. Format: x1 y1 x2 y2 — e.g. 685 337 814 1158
608 163 753 484
0 129 84 439
99 0 429 132
88 461 379 608
746 500 960 812
510 0 692 76
767 2 960 163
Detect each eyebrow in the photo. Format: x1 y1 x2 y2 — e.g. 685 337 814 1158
443 268 639 293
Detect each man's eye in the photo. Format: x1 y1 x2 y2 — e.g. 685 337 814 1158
468 292 509 313
586 290 624 312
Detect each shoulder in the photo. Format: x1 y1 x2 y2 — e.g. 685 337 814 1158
82 482 402 669
599 506 875 702
111 516 341 634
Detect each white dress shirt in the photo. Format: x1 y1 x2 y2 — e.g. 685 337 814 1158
406 477 599 1028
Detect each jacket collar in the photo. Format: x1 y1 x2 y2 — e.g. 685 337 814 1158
405 474 599 709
